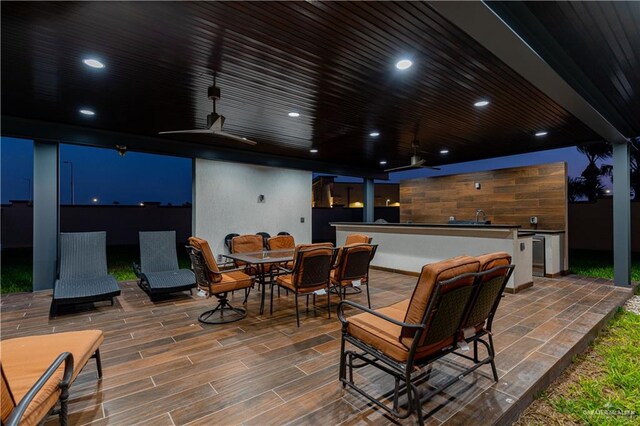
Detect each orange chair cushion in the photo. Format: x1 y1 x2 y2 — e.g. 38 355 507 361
333 244 373 285
267 235 295 250
347 300 454 363
276 274 326 294
204 270 253 294
345 234 370 245
404 256 480 328
1 330 103 426
477 252 512 280
188 237 220 274
1 366 15 424
232 235 263 253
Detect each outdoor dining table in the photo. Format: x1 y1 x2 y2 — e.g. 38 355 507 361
222 249 294 315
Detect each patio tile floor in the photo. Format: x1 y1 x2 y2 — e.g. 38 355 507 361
0 271 633 425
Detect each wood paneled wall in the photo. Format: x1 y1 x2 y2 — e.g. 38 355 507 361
400 162 567 231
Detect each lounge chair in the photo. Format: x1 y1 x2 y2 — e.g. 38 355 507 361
1 330 104 426
50 232 121 317
338 253 514 425
134 231 196 300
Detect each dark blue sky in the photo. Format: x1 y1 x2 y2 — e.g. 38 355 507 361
1 136 608 205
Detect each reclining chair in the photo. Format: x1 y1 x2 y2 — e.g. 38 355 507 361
134 231 196 300
331 243 377 308
1 330 104 426
187 237 254 324
271 243 337 327
50 232 121 317
338 253 514 425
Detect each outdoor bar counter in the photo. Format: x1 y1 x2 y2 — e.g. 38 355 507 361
332 222 533 292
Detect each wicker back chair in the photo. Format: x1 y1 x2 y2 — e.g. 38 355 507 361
338 254 514 425
331 243 377 307
272 244 337 326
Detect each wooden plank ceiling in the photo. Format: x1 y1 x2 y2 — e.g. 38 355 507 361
489 1 640 139
1 1 602 173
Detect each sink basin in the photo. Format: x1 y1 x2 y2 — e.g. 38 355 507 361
448 220 492 225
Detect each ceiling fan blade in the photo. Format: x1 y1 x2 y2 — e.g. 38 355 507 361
158 129 214 135
213 130 258 145
384 164 421 173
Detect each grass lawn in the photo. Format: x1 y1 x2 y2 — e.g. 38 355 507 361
569 249 640 282
1 245 191 294
516 286 640 425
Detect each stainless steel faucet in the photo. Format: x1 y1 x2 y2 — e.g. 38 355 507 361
475 209 487 223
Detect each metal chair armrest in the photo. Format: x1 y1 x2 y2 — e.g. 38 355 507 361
211 266 248 274
5 352 74 426
337 300 424 329
276 265 292 274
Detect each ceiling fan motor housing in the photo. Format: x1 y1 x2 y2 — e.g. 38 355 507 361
208 85 221 100
207 112 225 128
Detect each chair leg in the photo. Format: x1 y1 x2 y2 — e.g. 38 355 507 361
110 298 115 306
327 285 331 319
366 281 371 308
59 381 70 426
306 294 309 310
488 334 499 382
339 334 347 386
94 349 103 378
295 294 300 327
49 301 58 317
270 283 275 315
473 340 479 363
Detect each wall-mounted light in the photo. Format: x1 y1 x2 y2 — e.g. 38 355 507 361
474 182 481 190
257 194 266 203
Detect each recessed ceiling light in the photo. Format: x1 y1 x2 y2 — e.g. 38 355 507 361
474 100 490 107
79 109 95 116
82 58 105 69
395 59 413 70
379 160 387 165
288 112 300 117
369 131 380 137
309 149 318 153
535 131 548 137
440 149 449 154
92 198 98 203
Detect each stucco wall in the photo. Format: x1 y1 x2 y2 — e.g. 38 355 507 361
194 159 312 257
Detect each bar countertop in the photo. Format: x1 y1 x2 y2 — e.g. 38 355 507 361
330 222 522 229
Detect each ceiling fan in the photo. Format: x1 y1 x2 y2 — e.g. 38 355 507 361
159 73 257 146
385 131 441 173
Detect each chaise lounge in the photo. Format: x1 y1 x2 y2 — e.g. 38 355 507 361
134 230 196 300
1 330 104 426
50 232 121 317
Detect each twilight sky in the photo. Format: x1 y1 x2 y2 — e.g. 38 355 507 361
1 136 606 205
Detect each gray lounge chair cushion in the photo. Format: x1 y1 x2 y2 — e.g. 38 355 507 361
53 275 120 300
139 231 179 273
142 269 196 290
59 232 109 279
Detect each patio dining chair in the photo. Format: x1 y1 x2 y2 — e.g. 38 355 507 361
49 231 121 317
231 234 264 276
331 243 377 308
271 243 337 326
187 237 254 324
344 233 372 245
133 231 196 300
256 232 271 249
338 254 514 425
